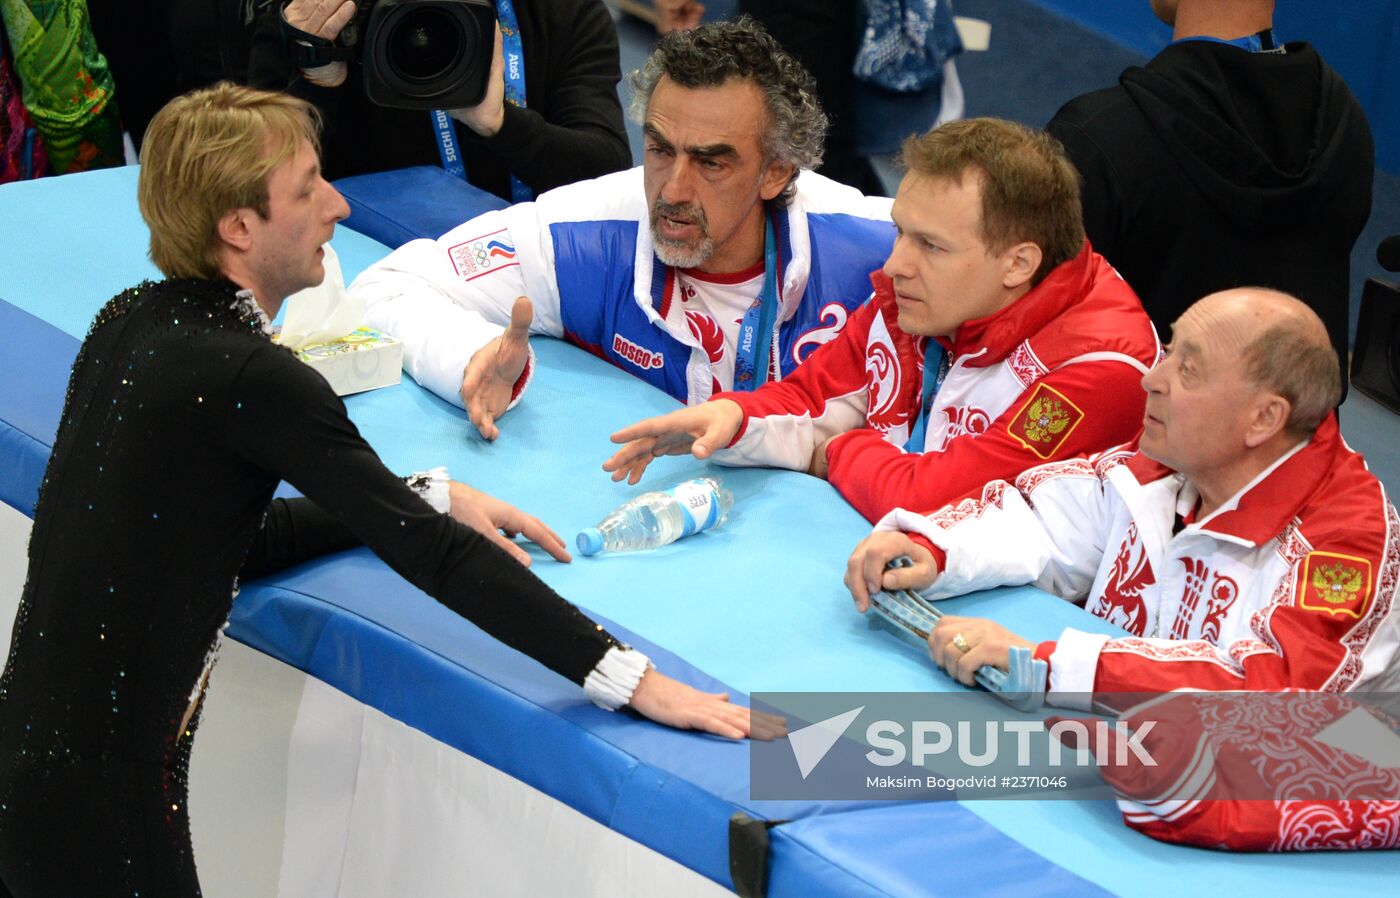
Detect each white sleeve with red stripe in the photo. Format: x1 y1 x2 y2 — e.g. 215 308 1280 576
707 300 877 472
351 201 561 408
874 456 1117 603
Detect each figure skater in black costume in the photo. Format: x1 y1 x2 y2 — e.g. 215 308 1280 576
0 83 752 897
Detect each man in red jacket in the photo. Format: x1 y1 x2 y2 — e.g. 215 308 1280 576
844 290 1400 852
604 117 1159 524
847 290 1398 701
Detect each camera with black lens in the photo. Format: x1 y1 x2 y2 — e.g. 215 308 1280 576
281 0 496 110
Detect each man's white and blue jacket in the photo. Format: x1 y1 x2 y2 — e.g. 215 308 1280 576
352 166 895 407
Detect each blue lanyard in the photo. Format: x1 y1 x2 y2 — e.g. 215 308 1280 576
903 340 948 452
431 0 532 202
1174 28 1274 53
431 109 466 179
731 216 780 391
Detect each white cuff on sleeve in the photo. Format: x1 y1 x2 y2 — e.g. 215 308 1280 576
407 466 452 514
1047 628 1112 711
583 646 651 710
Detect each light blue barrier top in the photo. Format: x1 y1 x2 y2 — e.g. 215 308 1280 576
1 167 1396 896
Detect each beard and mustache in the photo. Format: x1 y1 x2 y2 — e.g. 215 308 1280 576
649 198 715 269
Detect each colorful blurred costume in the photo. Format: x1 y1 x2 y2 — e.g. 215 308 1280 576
0 0 122 174
0 24 45 181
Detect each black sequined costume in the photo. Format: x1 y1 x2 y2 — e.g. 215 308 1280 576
0 278 618 896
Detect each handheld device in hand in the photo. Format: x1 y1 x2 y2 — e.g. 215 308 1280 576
868 556 1048 712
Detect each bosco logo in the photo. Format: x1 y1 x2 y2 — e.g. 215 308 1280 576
612 334 665 370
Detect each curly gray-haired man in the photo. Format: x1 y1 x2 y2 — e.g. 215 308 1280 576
628 16 828 268
629 17 827 209
354 17 896 440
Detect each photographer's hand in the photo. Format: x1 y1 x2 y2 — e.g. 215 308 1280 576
284 0 358 87
450 24 507 137
655 0 706 33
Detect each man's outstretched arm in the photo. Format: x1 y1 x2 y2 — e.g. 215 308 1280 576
351 205 563 424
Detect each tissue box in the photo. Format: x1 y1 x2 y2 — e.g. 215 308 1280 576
283 327 403 396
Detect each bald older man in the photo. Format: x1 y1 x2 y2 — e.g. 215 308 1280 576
846 288 1400 705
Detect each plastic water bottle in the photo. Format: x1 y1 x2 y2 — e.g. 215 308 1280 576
577 477 733 556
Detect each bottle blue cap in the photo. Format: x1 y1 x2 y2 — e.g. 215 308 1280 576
577 527 604 556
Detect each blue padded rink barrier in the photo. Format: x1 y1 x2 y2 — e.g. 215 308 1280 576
2 167 1398 895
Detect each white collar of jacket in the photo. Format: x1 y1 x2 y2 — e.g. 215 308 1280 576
1117 414 1344 547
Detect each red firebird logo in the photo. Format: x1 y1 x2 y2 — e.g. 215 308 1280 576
1095 523 1154 635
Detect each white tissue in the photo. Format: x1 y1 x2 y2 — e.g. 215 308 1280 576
278 244 364 350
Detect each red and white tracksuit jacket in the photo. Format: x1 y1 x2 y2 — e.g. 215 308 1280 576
879 415 1400 708
709 242 1161 523
1071 691 1400 851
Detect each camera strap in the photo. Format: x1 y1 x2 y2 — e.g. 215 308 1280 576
431 0 532 203
279 7 357 69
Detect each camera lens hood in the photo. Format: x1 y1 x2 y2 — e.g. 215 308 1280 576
362 0 495 110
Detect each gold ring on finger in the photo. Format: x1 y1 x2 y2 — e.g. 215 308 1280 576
952 633 972 653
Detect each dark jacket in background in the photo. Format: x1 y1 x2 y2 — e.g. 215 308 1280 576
739 0 960 195
1047 40 1373 372
248 0 632 199
88 0 269 151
